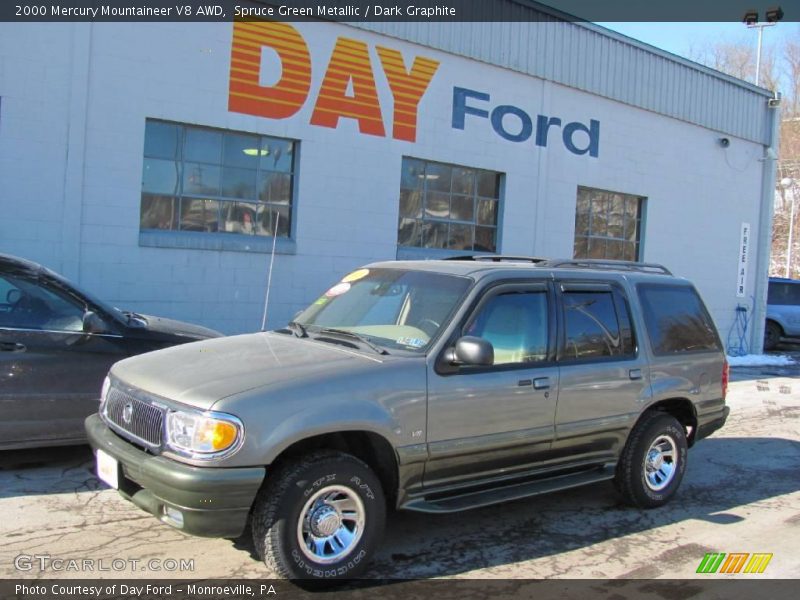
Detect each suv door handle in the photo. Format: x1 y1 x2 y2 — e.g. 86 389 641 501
533 377 550 390
629 369 643 380
0 342 26 353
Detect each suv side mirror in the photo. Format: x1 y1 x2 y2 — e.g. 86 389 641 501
448 336 494 366
82 310 109 335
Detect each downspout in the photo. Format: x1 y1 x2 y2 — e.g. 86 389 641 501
751 92 781 353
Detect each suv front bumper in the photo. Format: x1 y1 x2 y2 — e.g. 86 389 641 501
85 414 265 538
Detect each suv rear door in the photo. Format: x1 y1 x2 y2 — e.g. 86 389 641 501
424 281 559 489
552 280 650 465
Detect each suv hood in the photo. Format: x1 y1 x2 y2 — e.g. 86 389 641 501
110 331 385 410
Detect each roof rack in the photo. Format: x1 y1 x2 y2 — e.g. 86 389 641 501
544 259 673 275
444 255 549 264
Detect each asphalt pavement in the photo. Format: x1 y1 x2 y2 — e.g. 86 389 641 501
1 358 798 580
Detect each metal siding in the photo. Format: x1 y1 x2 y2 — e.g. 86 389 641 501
349 4 772 145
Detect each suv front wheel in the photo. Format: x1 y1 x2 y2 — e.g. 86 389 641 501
615 412 688 508
251 450 385 581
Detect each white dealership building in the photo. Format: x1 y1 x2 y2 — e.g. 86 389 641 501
0 3 780 349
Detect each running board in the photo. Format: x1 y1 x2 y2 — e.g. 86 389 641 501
402 465 616 513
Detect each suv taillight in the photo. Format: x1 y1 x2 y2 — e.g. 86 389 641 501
722 358 729 400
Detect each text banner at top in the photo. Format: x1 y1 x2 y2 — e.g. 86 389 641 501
2 0 800 22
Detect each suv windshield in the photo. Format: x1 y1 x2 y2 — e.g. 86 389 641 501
294 268 471 352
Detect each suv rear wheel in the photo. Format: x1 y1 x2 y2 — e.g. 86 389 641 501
764 320 782 351
251 450 385 581
615 412 687 508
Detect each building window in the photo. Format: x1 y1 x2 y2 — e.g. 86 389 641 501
140 120 295 238
397 157 502 253
574 187 643 261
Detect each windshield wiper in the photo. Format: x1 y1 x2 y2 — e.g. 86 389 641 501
285 321 308 338
313 327 389 355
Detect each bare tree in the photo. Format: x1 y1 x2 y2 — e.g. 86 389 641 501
690 35 800 278
784 39 800 117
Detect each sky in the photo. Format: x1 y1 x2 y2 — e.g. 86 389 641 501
596 21 795 68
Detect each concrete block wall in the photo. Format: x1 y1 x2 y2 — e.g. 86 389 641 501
0 21 767 343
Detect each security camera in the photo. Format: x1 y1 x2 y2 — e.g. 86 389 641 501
719 137 730 148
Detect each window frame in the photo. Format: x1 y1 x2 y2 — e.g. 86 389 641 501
555 281 639 365
138 119 299 254
396 156 504 256
435 280 558 376
573 186 645 262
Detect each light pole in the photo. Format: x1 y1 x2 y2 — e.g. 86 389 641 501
743 7 784 87
783 177 797 278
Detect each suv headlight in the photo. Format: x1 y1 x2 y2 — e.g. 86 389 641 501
165 410 243 459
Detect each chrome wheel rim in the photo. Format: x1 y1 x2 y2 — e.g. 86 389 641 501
296 485 365 564
644 434 678 491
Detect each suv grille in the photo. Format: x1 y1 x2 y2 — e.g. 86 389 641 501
104 385 164 448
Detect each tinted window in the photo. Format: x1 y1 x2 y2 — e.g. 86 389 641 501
638 284 720 354
466 291 548 365
562 291 628 360
767 281 800 306
0 274 84 332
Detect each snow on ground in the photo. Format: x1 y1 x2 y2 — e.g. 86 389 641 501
727 354 796 367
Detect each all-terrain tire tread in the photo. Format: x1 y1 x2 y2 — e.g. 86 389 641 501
251 450 369 578
614 411 685 508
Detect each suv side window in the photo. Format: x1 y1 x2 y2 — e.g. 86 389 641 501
637 284 720 354
561 289 632 360
465 290 549 365
768 281 800 306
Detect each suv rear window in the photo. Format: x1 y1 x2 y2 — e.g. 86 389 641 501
637 284 720 355
767 281 800 306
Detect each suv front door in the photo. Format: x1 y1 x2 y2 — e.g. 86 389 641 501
424 282 559 489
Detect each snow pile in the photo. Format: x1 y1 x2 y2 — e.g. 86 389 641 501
727 354 796 367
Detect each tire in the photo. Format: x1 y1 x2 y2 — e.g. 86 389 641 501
251 450 385 581
614 412 687 508
764 320 782 351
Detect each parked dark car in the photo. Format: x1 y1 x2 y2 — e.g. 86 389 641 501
0 253 221 449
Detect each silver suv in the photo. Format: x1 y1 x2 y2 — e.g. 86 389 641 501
765 277 800 350
86 257 730 581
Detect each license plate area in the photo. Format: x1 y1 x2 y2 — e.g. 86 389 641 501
96 449 119 490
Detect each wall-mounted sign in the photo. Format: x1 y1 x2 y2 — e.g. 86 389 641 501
452 87 600 157
227 21 600 156
228 20 439 142
737 222 751 298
